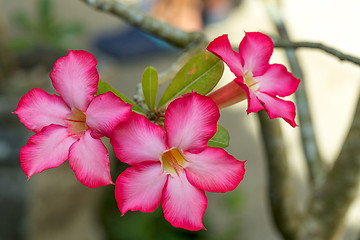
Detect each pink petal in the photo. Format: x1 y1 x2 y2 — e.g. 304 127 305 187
50 50 99 112
234 79 264 114
238 32 273 76
256 64 300 97
14 88 70 132
165 93 219 153
207 34 244 77
111 113 166 165
162 171 207 231
85 92 132 138
184 148 245 193
20 125 77 178
68 131 113 188
256 92 298 127
115 162 167 214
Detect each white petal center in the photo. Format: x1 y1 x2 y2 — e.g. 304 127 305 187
65 108 87 137
244 71 259 92
161 148 188 176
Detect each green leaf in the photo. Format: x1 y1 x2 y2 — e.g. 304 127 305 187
207 125 229 148
157 50 224 107
142 66 158 111
96 79 146 115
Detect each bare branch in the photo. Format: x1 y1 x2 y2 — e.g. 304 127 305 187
273 39 360 66
258 111 301 240
80 0 205 48
265 1 325 190
299 94 360 240
266 0 360 67
265 3 360 240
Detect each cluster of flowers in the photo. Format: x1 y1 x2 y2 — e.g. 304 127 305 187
14 32 299 231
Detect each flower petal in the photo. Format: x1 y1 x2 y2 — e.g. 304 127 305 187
111 113 166 165
20 125 77 178
14 88 70 132
115 162 167 214
68 131 113 188
50 50 99 112
85 92 132 138
162 171 207 231
256 64 300 97
184 148 245 193
165 93 219 153
206 34 244 77
234 79 264 114
256 92 298 127
239 32 273 76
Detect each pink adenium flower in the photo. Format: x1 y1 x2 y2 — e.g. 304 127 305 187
111 93 245 231
14 50 132 188
207 32 300 127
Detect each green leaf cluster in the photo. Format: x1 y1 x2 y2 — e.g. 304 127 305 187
96 49 230 148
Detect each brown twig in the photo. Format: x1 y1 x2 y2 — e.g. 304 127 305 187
258 111 300 240
266 0 325 190
80 0 205 48
267 2 360 239
273 39 360 66
298 94 360 240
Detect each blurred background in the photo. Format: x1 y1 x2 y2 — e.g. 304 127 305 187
0 0 359 239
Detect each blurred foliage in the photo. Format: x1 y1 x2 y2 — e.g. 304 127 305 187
9 0 84 54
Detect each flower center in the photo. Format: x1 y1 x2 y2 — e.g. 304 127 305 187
244 71 259 92
65 108 87 137
160 148 188 176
